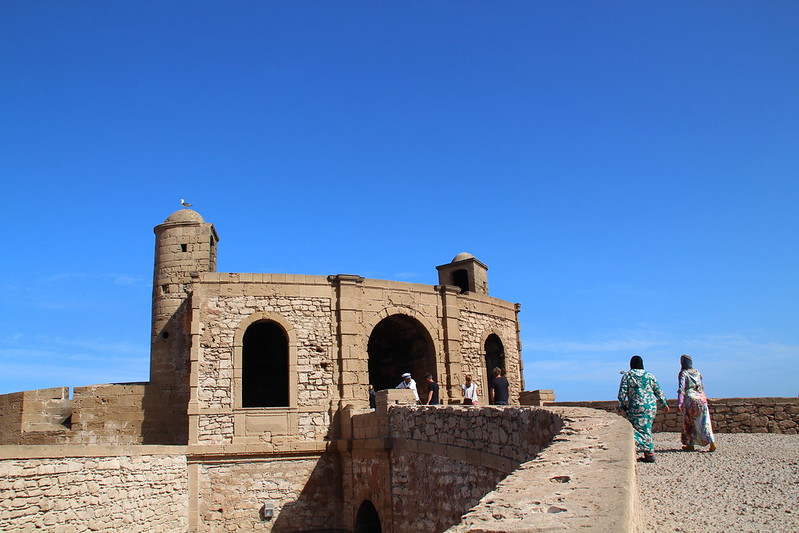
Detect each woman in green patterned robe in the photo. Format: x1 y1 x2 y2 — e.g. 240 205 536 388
618 355 670 463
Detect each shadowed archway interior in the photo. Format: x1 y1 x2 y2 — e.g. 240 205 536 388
354 500 382 533
367 314 436 398
484 333 505 400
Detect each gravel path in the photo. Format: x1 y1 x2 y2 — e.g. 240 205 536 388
637 432 799 532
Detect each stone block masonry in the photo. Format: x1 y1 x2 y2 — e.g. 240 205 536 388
0 446 188 532
550 397 799 434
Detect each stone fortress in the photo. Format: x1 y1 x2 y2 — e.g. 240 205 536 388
2 208 797 532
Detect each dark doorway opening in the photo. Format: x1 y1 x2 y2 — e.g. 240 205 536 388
243 321 289 407
367 314 436 398
484 334 505 402
452 269 469 293
354 500 382 533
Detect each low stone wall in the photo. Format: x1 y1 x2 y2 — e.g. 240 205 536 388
0 445 188 532
386 405 563 533
550 397 799 434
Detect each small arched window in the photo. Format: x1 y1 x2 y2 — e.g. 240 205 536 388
242 320 289 407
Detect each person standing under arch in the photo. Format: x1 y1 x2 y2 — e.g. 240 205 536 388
462 374 479 405
396 372 419 403
489 367 510 405
424 373 440 405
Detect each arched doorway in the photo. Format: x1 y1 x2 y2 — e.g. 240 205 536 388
484 334 505 403
354 500 381 533
367 314 436 399
242 320 289 407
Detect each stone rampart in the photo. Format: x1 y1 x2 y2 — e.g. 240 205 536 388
550 397 799 434
70 384 148 444
0 384 149 446
343 390 637 532
0 401 637 532
0 446 188 532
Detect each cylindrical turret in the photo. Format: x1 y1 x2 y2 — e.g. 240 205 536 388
146 208 218 443
152 209 218 347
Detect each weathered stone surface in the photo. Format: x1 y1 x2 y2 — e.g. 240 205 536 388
0 449 188 532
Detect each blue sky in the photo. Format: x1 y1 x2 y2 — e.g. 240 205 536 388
1 2 797 401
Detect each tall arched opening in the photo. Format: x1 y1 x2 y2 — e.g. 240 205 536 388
367 314 436 399
242 320 289 407
484 333 505 402
354 500 382 533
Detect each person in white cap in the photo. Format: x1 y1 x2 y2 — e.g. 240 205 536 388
396 372 419 403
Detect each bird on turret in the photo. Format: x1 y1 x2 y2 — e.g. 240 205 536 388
181 198 193 208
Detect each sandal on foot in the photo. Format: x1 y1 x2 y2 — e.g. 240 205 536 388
638 453 656 463
682 445 694 451
708 442 716 452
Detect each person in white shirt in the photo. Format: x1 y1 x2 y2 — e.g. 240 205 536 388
396 372 420 403
462 374 479 405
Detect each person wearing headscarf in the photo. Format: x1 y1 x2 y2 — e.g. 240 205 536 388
618 355 670 463
677 354 716 452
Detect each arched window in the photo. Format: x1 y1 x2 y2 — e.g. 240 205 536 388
242 320 289 407
354 500 382 533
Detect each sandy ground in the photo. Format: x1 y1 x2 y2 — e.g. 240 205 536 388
637 432 799 532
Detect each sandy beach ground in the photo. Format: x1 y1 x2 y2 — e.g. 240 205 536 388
637 432 799 532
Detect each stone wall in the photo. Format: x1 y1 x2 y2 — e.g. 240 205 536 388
341 389 565 533
0 388 71 445
389 404 560 465
386 405 562 533
0 401 639 533
195 453 342 532
0 446 188 532
550 397 799 434
0 392 23 444
0 385 147 446
459 307 521 404
198 292 335 414
70 384 148 445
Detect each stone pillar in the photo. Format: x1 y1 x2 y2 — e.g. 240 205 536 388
514 303 525 392
437 284 463 404
329 275 366 413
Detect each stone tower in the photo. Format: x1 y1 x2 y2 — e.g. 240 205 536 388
147 208 219 443
436 252 489 294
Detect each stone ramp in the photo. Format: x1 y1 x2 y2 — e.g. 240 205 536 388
447 407 639 532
